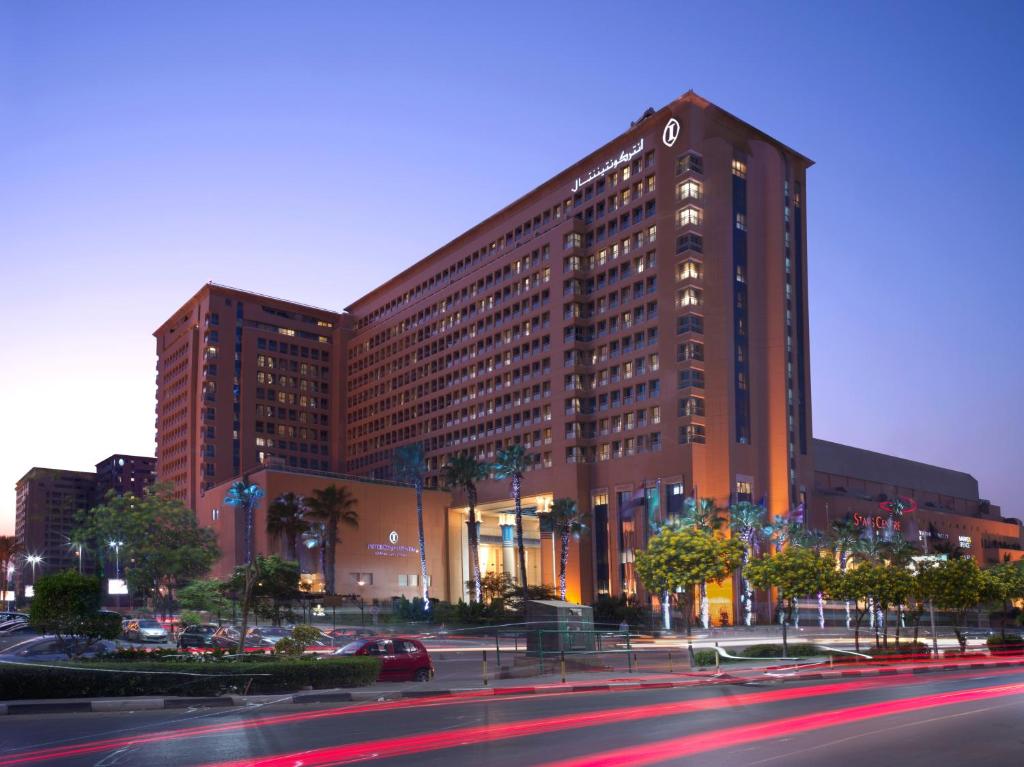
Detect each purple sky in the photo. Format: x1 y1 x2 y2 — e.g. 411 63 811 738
2 1 1022 532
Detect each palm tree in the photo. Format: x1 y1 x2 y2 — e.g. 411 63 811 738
728 502 769 626
266 492 308 564
677 496 724 628
542 498 587 601
440 452 489 602
831 518 860 628
394 443 430 608
492 444 533 600
305 484 359 595
223 478 265 653
0 535 22 604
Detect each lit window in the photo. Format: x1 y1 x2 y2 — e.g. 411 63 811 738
677 207 702 227
732 159 747 178
677 261 701 281
677 179 702 201
735 213 747 231
677 287 703 308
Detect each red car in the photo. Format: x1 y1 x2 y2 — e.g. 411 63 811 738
333 636 433 682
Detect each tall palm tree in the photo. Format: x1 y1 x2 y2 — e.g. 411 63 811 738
492 444 533 600
677 496 724 628
305 484 358 595
440 452 489 602
394 443 430 608
542 498 587 601
728 502 769 626
223 478 265 653
0 536 22 604
266 492 308 564
831 518 861 628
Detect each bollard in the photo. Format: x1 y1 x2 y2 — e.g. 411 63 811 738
560 650 566 683
715 641 720 673
668 649 673 674
829 653 834 669
495 633 501 666
482 649 488 686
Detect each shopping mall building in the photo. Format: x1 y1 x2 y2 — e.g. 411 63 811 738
157 91 1022 614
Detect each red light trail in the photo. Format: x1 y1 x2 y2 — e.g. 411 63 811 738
539 683 1024 767
196 678 1024 767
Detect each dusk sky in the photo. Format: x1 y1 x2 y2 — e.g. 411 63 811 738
2 1 1022 533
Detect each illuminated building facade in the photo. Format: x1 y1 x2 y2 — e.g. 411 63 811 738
810 439 1023 565
342 91 815 608
153 284 348 511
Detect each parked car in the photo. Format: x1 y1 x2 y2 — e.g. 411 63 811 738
0 612 28 624
0 636 119 662
0 618 29 633
123 618 170 643
332 636 433 682
177 623 220 649
210 626 244 650
960 628 996 640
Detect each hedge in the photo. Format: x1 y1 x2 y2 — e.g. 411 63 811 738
986 634 1024 656
692 643 823 666
0 657 380 700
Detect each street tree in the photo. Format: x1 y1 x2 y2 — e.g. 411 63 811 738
222 479 266 653
917 557 986 652
228 555 301 626
441 452 491 602
674 497 726 629
266 492 309 564
75 484 219 615
983 561 1024 638
745 547 834 655
393 443 431 609
728 502 770 627
830 518 861 629
492 444 533 601
28 571 121 657
540 497 588 601
635 526 743 660
831 564 879 653
305 484 358 595
177 578 231 617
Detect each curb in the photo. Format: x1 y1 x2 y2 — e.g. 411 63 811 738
4 658 1024 716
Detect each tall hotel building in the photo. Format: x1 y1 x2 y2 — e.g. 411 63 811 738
346 91 812 606
160 92 815 609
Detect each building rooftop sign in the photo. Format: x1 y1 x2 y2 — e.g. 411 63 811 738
571 139 644 192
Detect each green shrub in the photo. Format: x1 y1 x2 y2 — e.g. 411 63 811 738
29 571 121 653
179 610 203 628
0 657 380 700
692 649 720 667
987 634 1024 655
273 637 305 657
741 643 821 658
291 625 321 646
866 642 929 659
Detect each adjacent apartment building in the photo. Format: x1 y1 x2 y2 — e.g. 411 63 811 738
13 454 155 586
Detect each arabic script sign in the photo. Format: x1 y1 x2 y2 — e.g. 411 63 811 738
571 138 644 192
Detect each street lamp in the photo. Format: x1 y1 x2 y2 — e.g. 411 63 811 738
356 580 366 626
25 555 42 598
108 540 124 579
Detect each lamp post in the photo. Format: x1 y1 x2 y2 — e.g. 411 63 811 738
25 555 42 599
108 541 124 610
356 580 366 626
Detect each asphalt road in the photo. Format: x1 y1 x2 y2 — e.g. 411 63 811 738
2 667 1022 766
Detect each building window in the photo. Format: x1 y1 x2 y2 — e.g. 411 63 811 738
735 212 747 231
677 179 702 201
679 424 706 444
677 287 703 308
735 477 753 502
677 207 703 227
732 158 747 178
678 370 705 389
676 153 704 175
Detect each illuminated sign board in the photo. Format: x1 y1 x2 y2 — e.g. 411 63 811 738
108 578 129 595
852 512 902 531
662 118 680 147
571 139 644 192
367 542 417 558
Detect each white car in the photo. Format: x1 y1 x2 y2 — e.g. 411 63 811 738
124 618 169 643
